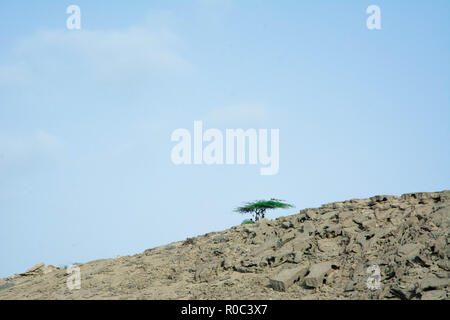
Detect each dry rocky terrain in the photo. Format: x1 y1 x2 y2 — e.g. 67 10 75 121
0 190 449 300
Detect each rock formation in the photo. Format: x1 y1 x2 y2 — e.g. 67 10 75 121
0 190 448 299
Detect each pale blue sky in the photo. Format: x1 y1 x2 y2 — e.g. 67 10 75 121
0 0 449 277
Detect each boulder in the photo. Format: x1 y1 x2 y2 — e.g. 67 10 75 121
319 211 338 221
419 276 449 292
270 264 309 292
290 235 311 253
194 263 218 283
20 263 45 276
304 261 333 288
421 290 447 300
43 265 57 274
397 243 422 260
317 239 340 256
302 221 315 236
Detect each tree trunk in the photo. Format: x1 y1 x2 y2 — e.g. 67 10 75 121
254 209 262 221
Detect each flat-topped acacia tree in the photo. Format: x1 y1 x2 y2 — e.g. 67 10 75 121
234 199 294 222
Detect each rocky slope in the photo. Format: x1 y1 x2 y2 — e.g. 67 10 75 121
0 191 449 300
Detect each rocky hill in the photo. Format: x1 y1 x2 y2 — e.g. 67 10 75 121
0 191 449 300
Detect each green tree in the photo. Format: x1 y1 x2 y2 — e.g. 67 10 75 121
234 198 294 221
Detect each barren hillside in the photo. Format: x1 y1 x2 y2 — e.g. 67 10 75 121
1 191 449 300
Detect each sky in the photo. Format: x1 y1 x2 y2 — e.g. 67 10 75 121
0 0 449 278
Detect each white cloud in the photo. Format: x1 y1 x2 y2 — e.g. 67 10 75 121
0 21 193 87
192 0 234 26
207 103 269 124
0 62 32 86
0 130 63 165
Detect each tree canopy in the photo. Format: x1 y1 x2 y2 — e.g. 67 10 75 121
234 198 294 221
